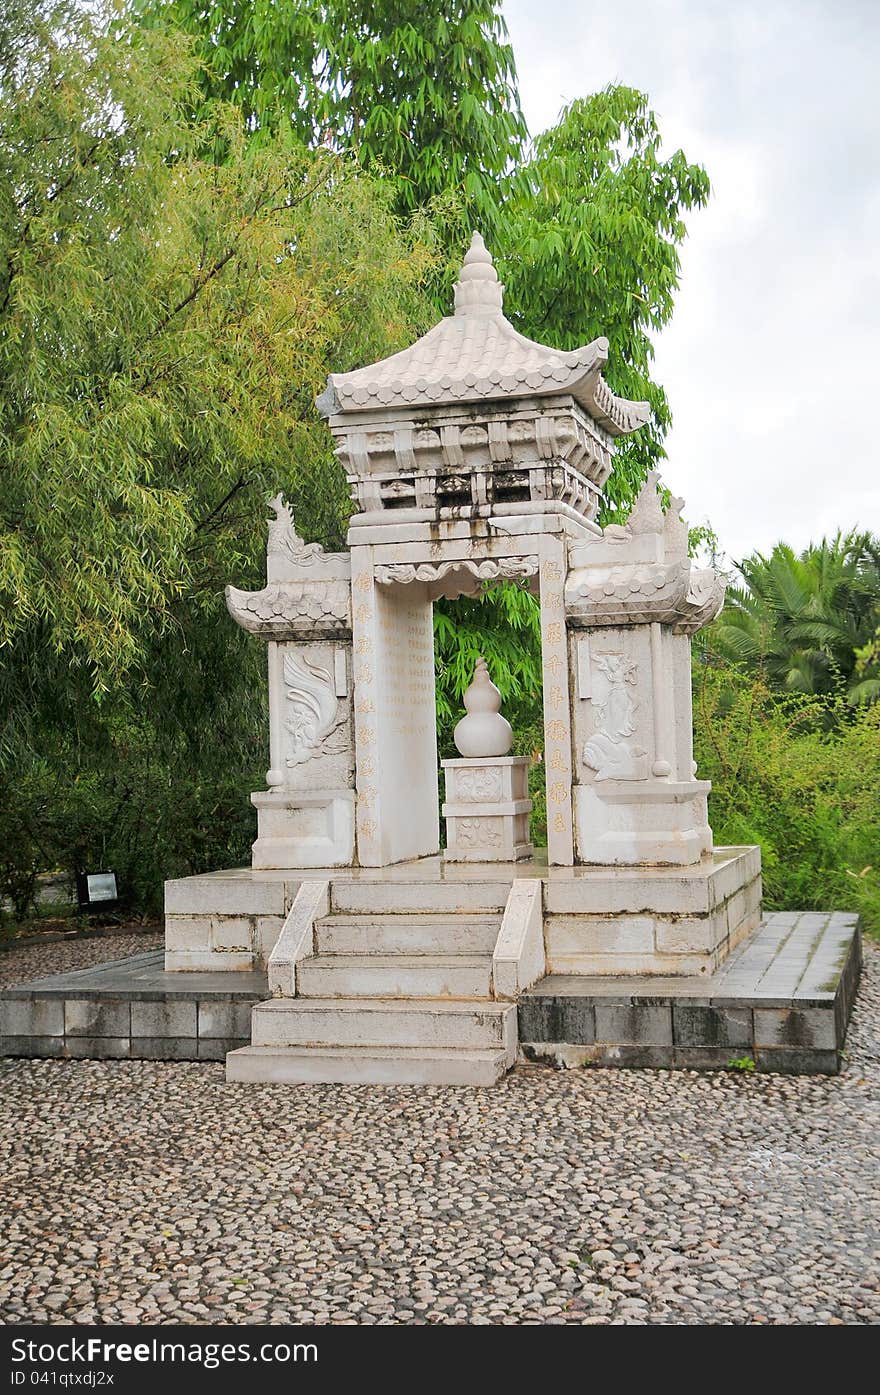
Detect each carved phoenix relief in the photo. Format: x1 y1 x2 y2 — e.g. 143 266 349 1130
283 651 347 767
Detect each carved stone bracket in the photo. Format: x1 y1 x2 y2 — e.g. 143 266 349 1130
565 561 725 633
565 471 726 634
375 556 540 600
226 496 353 640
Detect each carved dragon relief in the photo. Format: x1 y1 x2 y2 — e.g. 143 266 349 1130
283 651 347 768
582 653 648 781
267 494 325 567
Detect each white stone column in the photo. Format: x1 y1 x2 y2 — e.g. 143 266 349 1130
540 533 574 866
351 547 439 865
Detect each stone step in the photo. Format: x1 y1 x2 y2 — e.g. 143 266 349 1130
330 880 511 916
315 913 501 956
297 954 493 1000
251 997 517 1053
226 1043 511 1086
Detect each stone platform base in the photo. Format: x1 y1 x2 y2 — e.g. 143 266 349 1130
0 912 861 1076
0 952 266 1060
163 846 761 977
519 912 861 1074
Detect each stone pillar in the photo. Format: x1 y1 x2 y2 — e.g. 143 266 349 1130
350 546 439 866
565 473 726 867
250 636 355 868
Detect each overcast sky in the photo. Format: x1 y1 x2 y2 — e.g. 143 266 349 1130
504 0 879 562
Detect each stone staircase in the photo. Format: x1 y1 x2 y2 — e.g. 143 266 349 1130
226 876 532 1085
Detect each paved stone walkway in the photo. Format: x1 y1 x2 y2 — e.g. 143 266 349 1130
0 933 878 1325
0 929 164 990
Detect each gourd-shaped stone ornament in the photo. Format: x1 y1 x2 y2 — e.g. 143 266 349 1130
453 657 513 758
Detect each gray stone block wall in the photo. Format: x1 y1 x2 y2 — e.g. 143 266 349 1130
0 953 266 1062
519 913 861 1075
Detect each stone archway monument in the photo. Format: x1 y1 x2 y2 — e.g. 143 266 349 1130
228 233 724 877
165 232 769 1082
5 231 860 1084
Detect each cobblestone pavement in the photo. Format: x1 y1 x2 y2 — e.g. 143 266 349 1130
0 937 878 1326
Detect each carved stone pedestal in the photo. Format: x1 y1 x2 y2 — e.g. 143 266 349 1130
442 757 533 862
574 778 712 867
251 789 355 869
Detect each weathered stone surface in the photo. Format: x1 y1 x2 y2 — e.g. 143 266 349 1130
163 950 255 973
268 880 329 998
227 1043 510 1086
518 998 595 1045
492 879 544 999
0 998 63 1037
129 1037 198 1061
753 1048 841 1075
197 1037 249 1061
548 915 655 957
197 1002 254 1040
315 913 500 956
330 876 510 916
0 1035 64 1058
673 1005 753 1049
165 874 286 917
209 918 253 952
520 913 860 1073
296 955 493 1000
250 998 516 1053
65 1037 130 1059
595 1004 674 1047
753 1007 838 1052
64 999 130 1038
131 1002 197 1038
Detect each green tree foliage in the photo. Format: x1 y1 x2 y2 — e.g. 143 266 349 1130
706 532 880 705
0 0 441 910
0 0 437 694
139 0 527 228
501 87 710 508
1 1 715 914
138 2 708 496
693 661 880 934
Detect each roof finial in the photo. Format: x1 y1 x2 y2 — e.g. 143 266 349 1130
453 231 504 317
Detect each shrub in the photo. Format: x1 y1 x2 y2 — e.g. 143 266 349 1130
693 661 880 934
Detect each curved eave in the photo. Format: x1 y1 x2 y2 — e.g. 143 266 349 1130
225 584 265 634
585 374 652 437
316 322 650 437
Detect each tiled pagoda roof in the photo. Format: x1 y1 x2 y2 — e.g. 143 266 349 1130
317 233 651 437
